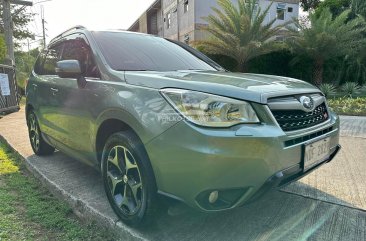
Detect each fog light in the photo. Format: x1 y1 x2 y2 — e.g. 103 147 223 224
208 191 219 203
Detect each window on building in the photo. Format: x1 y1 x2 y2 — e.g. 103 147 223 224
184 0 189 13
167 13 171 29
288 7 293 13
277 4 286 20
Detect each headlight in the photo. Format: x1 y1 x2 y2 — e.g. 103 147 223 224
160 89 260 127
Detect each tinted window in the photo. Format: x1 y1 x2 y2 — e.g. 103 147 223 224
62 35 100 78
42 44 63 75
33 51 46 75
92 31 217 72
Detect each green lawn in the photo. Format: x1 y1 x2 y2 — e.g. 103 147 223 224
0 142 115 241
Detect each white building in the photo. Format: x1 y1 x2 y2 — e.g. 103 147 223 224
128 0 300 44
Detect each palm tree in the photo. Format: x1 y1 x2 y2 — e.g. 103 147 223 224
351 0 366 18
287 8 366 86
195 0 288 72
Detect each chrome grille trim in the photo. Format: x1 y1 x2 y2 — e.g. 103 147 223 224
268 94 325 113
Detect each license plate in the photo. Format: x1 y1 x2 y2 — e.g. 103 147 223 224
304 137 331 170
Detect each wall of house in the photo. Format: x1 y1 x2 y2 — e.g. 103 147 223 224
162 0 196 42
130 0 300 42
162 0 178 40
259 0 299 28
157 9 164 36
139 13 148 33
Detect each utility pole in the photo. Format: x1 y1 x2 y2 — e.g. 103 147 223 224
1 0 33 65
41 5 46 48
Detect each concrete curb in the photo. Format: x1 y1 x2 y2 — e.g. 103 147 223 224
0 135 146 241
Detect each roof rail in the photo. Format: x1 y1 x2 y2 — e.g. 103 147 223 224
49 25 86 44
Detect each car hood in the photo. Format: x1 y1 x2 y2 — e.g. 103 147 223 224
124 71 321 104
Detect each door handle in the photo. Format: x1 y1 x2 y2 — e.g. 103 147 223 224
50 88 59 95
32 83 38 88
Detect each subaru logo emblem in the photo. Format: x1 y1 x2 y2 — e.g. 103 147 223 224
300 96 314 110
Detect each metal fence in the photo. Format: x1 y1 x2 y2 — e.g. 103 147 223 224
0 64 20 114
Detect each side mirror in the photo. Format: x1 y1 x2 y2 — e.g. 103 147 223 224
55 60 82 78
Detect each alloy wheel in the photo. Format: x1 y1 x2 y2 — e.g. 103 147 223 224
106 145 143 216
29 113 40 151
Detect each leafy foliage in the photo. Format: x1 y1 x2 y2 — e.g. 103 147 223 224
195 0 287 72
0 4 34 41
300 0 321 11
328 97 366 116
15 50 38 90
351 0 366 18
319 83 337 97
336 53 366 86
315 0 351 17
0 34 6 61
287 8 366 86
341 82 361 97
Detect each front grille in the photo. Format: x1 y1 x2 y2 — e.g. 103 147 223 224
272 103 329 132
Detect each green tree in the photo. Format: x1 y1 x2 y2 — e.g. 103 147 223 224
0 5 34 41
315 0 351 17
287 8 366 86
0 35 6 62
351 0 366 18
300 0 321 11
15 49 38 90
196 0 287 72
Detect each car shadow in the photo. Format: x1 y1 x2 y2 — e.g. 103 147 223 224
139 184 365 241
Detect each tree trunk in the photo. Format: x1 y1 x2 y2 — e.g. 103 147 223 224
313 58 324 86
236 60 248 73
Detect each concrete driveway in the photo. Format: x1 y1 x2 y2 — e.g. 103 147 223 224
0 108 365 241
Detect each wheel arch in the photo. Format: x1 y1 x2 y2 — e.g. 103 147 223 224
25 103 35 126
95 117 145 164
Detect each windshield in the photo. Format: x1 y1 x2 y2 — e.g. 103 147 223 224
92 31 217 72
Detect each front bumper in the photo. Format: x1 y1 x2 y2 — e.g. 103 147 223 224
145 112 340 211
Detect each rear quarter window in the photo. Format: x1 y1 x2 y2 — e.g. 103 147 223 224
36 44 64 75
33 52 46 75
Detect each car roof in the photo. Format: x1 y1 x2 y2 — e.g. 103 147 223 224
48 26 151 46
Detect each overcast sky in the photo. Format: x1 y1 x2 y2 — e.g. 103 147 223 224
25 0 155 49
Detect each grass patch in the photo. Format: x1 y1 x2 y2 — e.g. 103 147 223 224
0 142 115 241
328 97 366 116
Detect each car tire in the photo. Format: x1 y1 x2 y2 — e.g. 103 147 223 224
101 131 158 226
27 110 55 156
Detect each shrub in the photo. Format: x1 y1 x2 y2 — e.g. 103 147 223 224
341 82 361 97
328 97 366 116
319 83 337 97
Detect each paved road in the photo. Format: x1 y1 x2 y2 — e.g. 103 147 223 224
0 109 365 241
